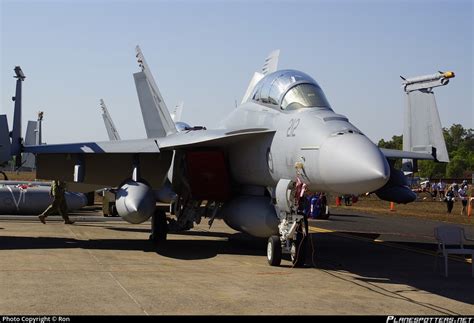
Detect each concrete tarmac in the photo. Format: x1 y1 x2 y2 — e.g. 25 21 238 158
0 209 472 315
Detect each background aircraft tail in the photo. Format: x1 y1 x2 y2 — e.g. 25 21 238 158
21 120 38 169
133 45 177 138
0 115 11 166
402 71 453 170
100 99 121 141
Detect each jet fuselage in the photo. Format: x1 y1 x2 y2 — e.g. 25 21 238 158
221 99 390 194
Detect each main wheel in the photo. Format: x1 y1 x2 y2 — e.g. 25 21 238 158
267 235 282 266
149 209 168 242
290 232 307 267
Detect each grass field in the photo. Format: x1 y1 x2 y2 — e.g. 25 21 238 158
2 171 37 181
3 171 473 226
335 193 474 226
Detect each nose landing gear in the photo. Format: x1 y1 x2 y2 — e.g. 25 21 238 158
267 178 309 267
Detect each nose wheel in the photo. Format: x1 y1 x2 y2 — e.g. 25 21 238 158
268 220 308 267
267 235 282 266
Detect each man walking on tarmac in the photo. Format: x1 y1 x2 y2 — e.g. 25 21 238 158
38 180 74 224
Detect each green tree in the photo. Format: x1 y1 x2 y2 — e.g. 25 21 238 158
378 135 403 150
418 160 446 178
378 135 403 169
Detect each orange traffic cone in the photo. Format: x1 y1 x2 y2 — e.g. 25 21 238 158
390 202 395 212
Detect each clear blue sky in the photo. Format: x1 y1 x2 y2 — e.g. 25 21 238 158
1 0 472 144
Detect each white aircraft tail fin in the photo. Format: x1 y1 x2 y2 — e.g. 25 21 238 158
171 101 184 122
261 49 280 75
241 72 264 104
100 99 121 141
241 49 280 104
0 115 11 166
134 45 177 138
21 120 37 169
402 71 453 169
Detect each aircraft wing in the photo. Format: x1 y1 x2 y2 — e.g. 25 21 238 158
380 148 435 161
159 128 275 149
23 128 275 189
24 128 274 154
24 138 161 154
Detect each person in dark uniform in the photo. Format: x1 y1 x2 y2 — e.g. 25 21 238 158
445 187 455 214
38 180 74 224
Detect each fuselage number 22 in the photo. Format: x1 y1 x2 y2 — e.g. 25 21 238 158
287 118 300 137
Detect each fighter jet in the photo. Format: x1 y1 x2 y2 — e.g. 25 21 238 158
2 48 451 266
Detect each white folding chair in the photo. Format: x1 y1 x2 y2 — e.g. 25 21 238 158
434 225 474 277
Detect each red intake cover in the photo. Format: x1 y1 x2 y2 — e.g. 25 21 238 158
186 150 231 201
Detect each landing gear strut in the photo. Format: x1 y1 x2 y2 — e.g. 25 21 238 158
290 224 307 267
267 217 308 267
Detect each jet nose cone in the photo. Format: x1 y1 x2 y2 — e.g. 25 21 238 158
319 134 389 194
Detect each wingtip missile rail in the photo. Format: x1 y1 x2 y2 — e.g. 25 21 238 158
402 71 455 93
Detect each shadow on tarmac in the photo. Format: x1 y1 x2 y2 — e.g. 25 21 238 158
307 231 474 310
0 227 472 308
0 231 266 260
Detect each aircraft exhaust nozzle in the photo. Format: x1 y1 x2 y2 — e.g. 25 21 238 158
115 180 155 224
319 134 390 194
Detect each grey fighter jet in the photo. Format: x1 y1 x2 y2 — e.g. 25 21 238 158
3 48 451 266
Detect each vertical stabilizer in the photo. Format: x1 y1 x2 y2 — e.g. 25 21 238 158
22 120 37 169
402 71 453 168
241 72 264 104
171 101 184 122
0 115 11 165
134 46 176 138
100 99 121 141
261 49 280 75
241 49 280 104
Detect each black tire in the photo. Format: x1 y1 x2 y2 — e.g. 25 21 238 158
290 232 307 267
149 209 168 243
267 235 282 266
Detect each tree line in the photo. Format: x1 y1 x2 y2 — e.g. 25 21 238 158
378 124 474 179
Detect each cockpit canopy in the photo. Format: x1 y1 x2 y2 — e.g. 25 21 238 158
250 69 332 111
